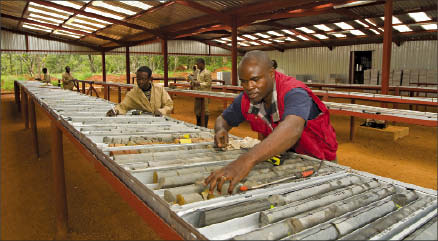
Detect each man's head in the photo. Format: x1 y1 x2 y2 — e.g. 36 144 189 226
65 66 70 73
196 58 205 71
136 66 153 91
238 50 274 104
42 68 48 74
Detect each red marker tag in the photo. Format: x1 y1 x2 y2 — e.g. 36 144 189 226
240 185 248 191
301 170 314 178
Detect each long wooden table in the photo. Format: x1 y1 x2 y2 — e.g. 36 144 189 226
166 88 437 141
63 80 437 141
14 80 183 240
12 81 438 240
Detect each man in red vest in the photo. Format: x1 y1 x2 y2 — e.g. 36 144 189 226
205 50 338 194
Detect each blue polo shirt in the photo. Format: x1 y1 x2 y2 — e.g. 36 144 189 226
222 88 321 127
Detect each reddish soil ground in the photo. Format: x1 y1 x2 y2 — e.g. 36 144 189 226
1 87 436 239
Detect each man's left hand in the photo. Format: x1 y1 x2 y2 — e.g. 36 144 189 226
204 157 254 194
153 110 162 117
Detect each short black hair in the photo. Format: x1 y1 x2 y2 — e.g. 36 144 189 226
65 66 70 71
137 66 152 78
196 58 205 64
272 60 278 69
42 68 47 73
239 50 273 71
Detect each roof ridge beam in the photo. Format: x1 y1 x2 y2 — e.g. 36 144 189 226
238 0 365 26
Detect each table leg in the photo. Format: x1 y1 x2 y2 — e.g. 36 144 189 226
349 99 355 141
50 122 68 239
21 89 29 129
200 98 205 127
409 91 414 110
29 98 40 158
118 87 122 103
107 86 111 101
14 81 21 112
223 100 227 110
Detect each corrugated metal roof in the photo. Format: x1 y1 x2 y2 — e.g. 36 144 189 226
0 0 435 52
82 36 112 46
99 25 143 39
136 3 205 29
1 0 27 17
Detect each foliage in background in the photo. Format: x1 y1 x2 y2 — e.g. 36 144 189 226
1 53 236 90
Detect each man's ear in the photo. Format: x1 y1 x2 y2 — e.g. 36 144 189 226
269 67 275 80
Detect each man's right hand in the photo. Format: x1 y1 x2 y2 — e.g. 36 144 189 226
106 109 118 117
215 128 229 148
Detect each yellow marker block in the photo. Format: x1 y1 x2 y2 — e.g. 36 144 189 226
179 139 192 144
183 134 191 139
270 205 275 209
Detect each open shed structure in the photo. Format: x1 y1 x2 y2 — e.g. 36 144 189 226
1 0 437 89
1 1 437 240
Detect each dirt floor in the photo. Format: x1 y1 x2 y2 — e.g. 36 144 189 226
1 87 437 240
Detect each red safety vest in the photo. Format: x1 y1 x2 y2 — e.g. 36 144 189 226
241 71 338 161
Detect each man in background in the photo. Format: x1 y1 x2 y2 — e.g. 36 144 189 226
61 66 76 90
106 66 173 117
35 68 51 84
191 58 212 127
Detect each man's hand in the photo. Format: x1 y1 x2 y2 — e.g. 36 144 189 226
153 110 162 117
106 108 118 117
204 157 254 194
215 128 229 148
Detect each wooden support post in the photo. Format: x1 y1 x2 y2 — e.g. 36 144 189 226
257 132 265 141
21 89 29 129
75 81 80 92
200 98 206 127
50 122 68 239
393 87 400 109
162 39 169 87
102 52 107 100
223 100 228 110
14 81 21 112
350 99 356 141
81 82 85 94
126 46 131 84
231 16 238 86
118 87 122 103
25 34 29 52
29 98 39 158
381 0 393 95
409 91 415 110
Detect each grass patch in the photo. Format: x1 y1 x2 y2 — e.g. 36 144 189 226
1 75 28 91
75 72 93 80
1 72 95 91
